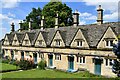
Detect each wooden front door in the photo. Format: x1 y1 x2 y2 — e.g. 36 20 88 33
68 57 74 70
94 59 101 75
48 55 53 66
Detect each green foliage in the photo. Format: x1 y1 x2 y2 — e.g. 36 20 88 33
38 59 46 70
2 59 10 64
22 2 73 29
42 2 73 28
22 7 42 30
11 60 19 66
2 69 105 78
18 60 35 70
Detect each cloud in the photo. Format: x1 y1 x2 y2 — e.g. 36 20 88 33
0 13 21 30
79 12 97 20
7 12 16 18
79 20 86 25
1 0 20 8
81 0 118 13
80 12 92 17
103 11 118 21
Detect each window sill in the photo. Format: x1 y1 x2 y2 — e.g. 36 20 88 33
105 66 112 69
106 46 113 48
55 60 61 61
77 63 85 65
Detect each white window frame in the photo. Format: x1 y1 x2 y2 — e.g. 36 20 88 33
38 40 42 46
79 56 85 64
15 51 18 56
106 40 113 48
26 52 30 56
77 40 82 47
105 59 113 67
14 40 17 44
5 50 9 56
55 40 60 46
55 54 61 60
39 53 44 59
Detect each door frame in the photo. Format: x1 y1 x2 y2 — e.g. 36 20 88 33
93 57 103 75
48 53 53 67
21 51 24 60
33 52 37 64
68 55 74 70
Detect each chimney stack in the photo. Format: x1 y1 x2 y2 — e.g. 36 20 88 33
73 10 79 27
97 5 103 25
19 21 23 32
11 22 15 32
29 18 32 31
55 13 59 29
41 16 45 30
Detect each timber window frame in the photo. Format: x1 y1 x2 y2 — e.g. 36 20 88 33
80 56 85 64
105 59 113 66
55 54 61 60
25 40 29 45
105 40 113 48
55 40 61 47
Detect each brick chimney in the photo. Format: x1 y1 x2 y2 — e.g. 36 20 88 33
97 5 103 25
73 10 79 27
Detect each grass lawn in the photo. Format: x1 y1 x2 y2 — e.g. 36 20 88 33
0 63 18 71
2 69 104 78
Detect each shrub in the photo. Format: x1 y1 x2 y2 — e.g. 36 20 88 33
38 59 46 70
18 60 34 70
2 59 10 64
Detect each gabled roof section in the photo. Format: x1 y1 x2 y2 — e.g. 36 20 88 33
6 33 14 44
27 32 36 45
40 31 48 44
70 28 89 48
16 33 25 43
2 22 119 48
45 28 56 45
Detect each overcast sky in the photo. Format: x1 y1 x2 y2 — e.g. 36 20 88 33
0 0 119 40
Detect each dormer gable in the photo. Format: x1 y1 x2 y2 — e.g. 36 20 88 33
97 27 118 49
12 34 20 46
22 33 32 46
35 31 47 47
3 34 10 45
50 30 65 47
70 28 89 48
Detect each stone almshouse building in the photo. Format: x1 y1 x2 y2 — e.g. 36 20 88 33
2 5 119 77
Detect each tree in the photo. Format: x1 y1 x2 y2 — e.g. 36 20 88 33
42 2 73 28
22 7 42 30
22 2 73 29
112 40 120 77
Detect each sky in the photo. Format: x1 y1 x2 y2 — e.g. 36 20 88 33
0 0 119 40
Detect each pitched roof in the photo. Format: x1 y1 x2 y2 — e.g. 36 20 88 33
3 22 119 47
15 33 25 43
6 34 14 44
26 32 36 45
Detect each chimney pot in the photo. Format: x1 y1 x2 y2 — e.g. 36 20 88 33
11 22 15 32
41 16 45 29
19 21 23 32
29 18 32 31
55 13 59 29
